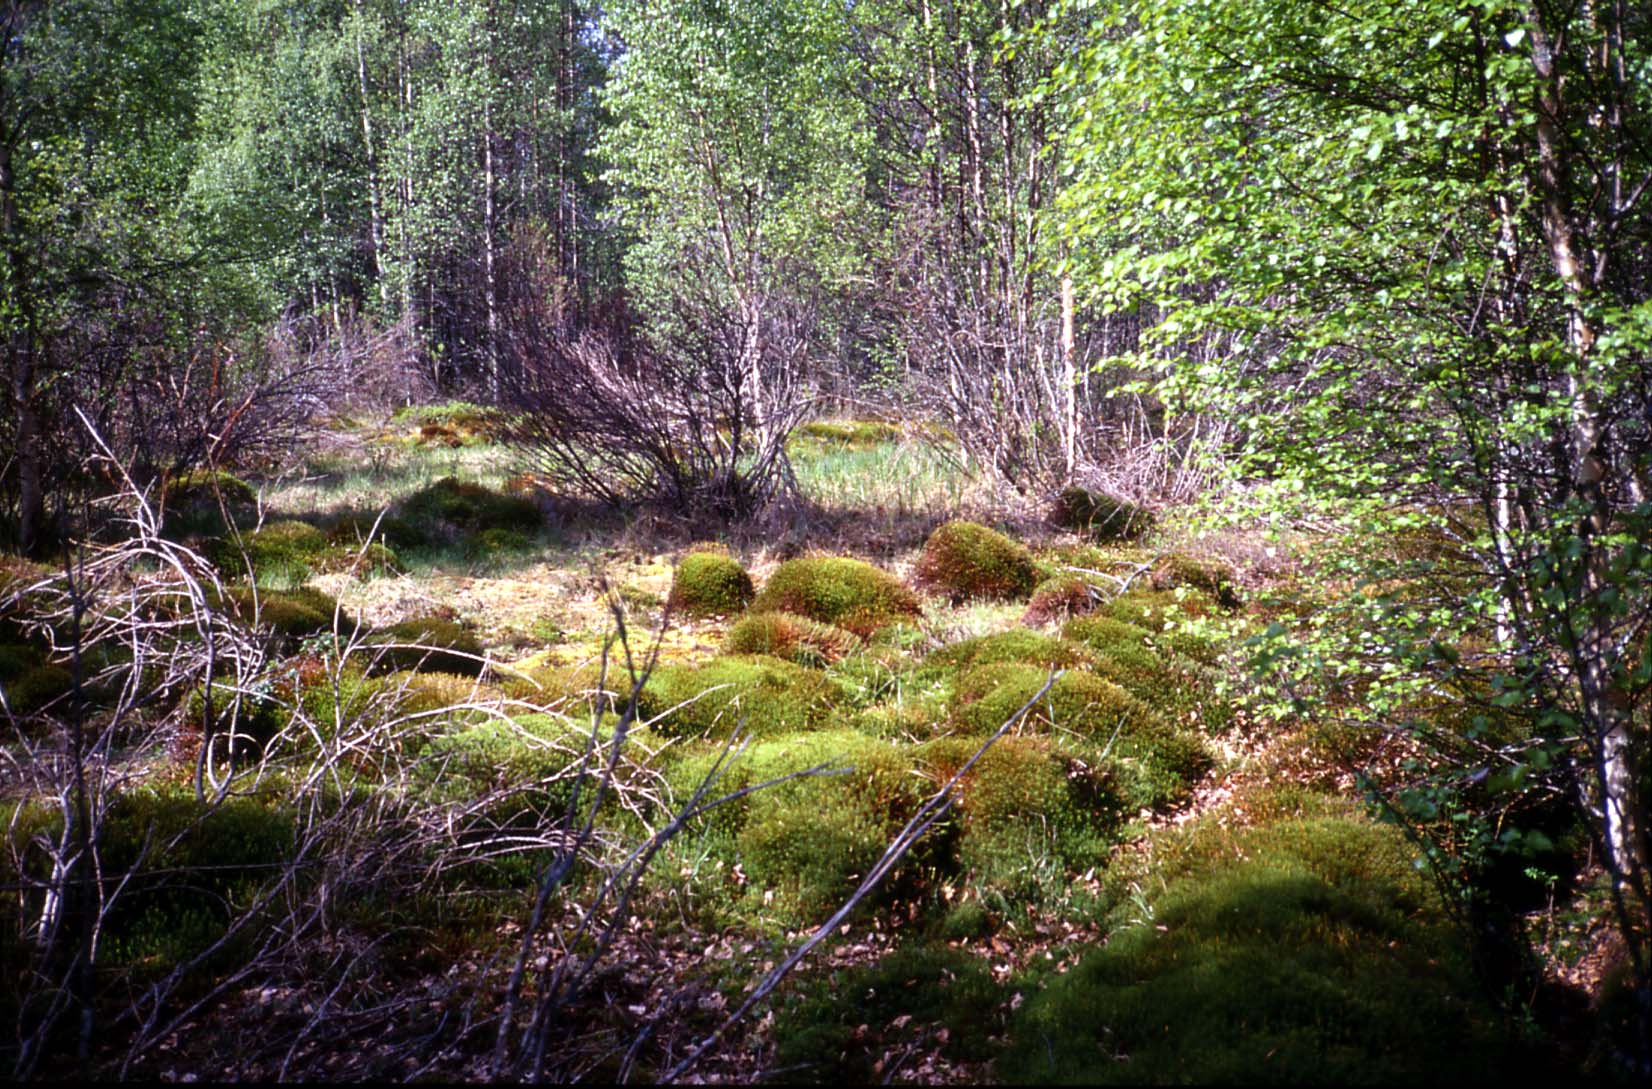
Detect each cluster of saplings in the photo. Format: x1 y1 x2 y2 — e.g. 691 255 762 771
0 476 1534 1081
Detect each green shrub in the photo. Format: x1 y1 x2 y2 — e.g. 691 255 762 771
750 556 921 637
724 612 862 666
949 664 1211 811
638 654 840 738
912 521 1038 602
670 551 756 617
1001 813 1505 1084
365 617 486 677
1049 486 1153 541
393 477 542 548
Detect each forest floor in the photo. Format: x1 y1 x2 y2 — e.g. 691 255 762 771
3 406 1627 1082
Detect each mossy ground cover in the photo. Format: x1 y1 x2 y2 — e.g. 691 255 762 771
0 413 1559 1082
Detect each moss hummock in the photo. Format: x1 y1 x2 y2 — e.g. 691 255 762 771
749 556 921 637
1049 486 1153 541
925 629 1092 673
365 617 486 677
912 521 1038 602
724 611 862 666
1151 552 1242 607
637 654 841 737
392 477 542 548
669 551 756 617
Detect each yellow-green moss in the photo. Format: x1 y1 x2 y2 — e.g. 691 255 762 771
209 519 329 578
1020 574 1105 625
724 611 862 666
670 551 756 617
749 556 921 637
796 419 903 447
949 664 1211 810
925 630 1093 672
637 654 841 738
1049 486 1153 541
216 586 357 646
913 521 1039 602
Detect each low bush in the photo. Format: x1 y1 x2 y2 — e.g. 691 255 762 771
1001 812 1506 1084
724 611 861 667
1049 486 1153 541
912 521 1038 602
637 654 841 738
669 551 756 617
749 557 921 637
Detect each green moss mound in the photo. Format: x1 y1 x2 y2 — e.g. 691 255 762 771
922 734 1117 897
1001 813 1507 1084
796 419 902 447
208 519 329 580
638 654 840 738
723 611 862 666
1049 486 1153 541
497 662 624 715
925 630 1092 672
161 469 257 537
1152 552 1241 607
663 729 928 924
750 556 921 637
0 658 73 715
1021 573 1104 625
215 586 358 647
1063 614 1232 732
393 477 542 548
670 551 756 617
912 521 1038 602
2 788 296 970
950 664 1210 811
366 617 486 677
185 679 287 754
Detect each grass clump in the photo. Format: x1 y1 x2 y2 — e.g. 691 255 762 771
669 551 755 617
366 617 486 677
1049 486 1153 541
1001 810 1506 1084
724 612 862 667
637 654 840 738
749 556 921 637
912 521 1038 602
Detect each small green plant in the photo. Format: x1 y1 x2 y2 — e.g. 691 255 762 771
912 520 1039 602
669 551 756 617
749 556 921 637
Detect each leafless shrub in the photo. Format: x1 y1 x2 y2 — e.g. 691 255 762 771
502 249 818 518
